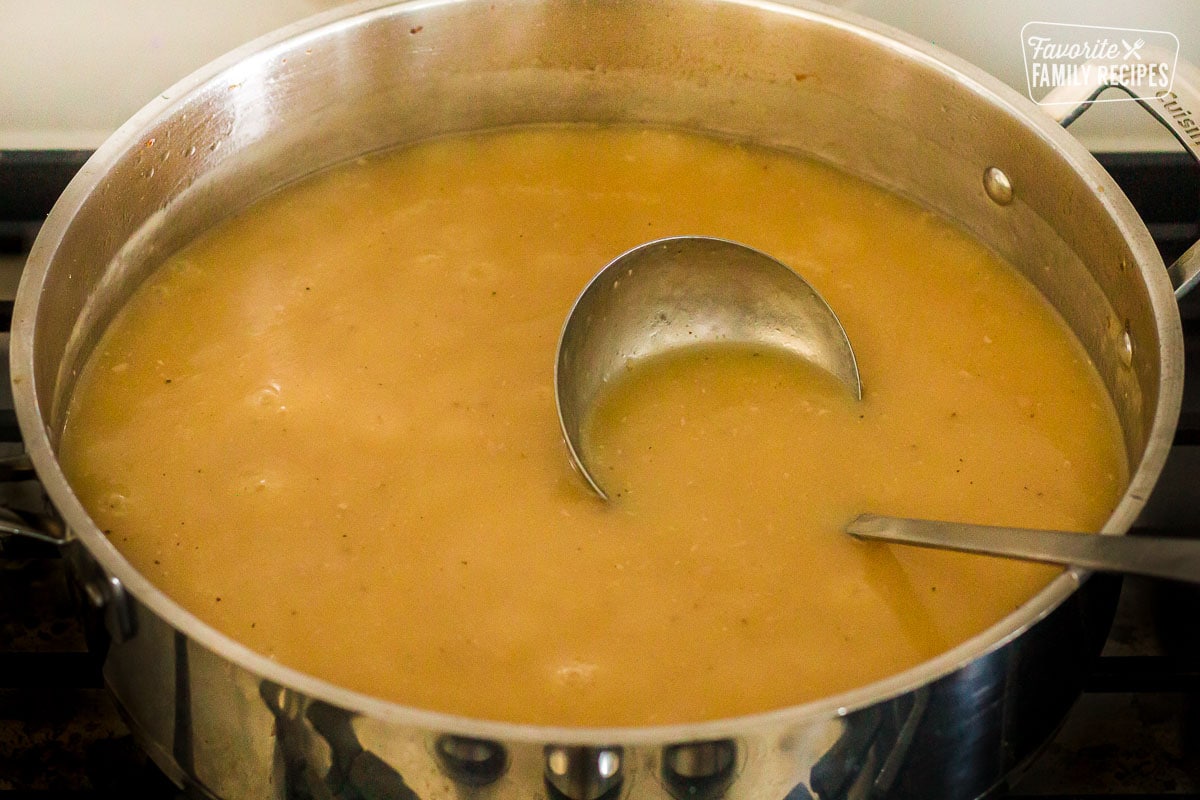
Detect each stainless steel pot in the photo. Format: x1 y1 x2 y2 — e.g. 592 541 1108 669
10 2 1200 798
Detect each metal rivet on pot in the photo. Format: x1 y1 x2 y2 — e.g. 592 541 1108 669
545 745 623 800
435 735 508 787
983 167 1014 206
662 739 737 800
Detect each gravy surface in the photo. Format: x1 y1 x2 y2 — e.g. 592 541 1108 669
58 126 1127 726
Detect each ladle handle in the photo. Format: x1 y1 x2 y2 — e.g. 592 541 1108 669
848 514 1200 584
1040 46 1200 297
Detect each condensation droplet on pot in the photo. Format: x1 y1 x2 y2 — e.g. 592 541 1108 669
983 167 1013 206
1121 321 1134 367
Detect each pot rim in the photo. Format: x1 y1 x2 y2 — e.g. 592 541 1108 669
10 0 1184 745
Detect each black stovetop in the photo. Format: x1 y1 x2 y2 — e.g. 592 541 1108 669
1 151 1199 799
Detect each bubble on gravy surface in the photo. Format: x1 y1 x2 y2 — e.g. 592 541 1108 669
58 125 1127 727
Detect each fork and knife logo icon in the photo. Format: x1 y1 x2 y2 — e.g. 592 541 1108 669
1122 38 1146 61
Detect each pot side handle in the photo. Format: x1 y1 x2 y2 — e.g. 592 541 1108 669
1039 46 1200 299
0 452 135 641
0 452 69 548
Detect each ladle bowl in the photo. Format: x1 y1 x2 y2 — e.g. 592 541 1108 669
554 235 861 499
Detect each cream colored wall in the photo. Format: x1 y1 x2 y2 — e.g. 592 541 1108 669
0 0 353 148
2 0 1198 150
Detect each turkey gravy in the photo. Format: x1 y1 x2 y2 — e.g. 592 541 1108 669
59 126 1127 726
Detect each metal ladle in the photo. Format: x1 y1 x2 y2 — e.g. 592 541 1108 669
554 236 1200 584
554 236 862 499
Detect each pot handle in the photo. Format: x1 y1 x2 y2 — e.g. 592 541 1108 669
0 450 135 641
1040 47 1200 298
0 452 68 547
